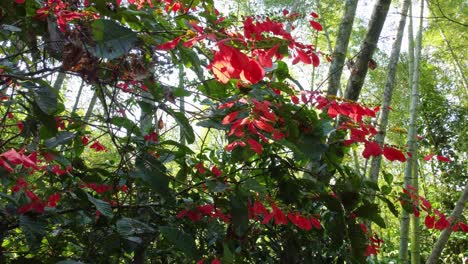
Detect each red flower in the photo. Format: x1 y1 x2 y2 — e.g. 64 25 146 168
383 146 406 162
222 111 240 125
423 154 434 161
211 166 222 177
434 215 450 230
211 258 221 264
90 141 107 152
271 203 288 225
155 36 183 50
365 244 378 256
288 212 312 231
436 155 450 163
143 132 158 142
225 141 246 151
195 163 206 174
247 138 262 155
48 192 60 207
362 141 383 159
309 21 323 31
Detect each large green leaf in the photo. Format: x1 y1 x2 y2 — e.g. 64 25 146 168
116 217 154 237
23 80 58 115
133 153 170 195
354 203 386 228
45 131 76 149
86 193 113 218
160 226 198 258
90 19 137 59
162 107 195 144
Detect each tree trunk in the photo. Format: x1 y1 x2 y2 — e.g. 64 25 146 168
327 0 359 96
426 182 468 264
368 0 411 184
411 158 421 263
343 0 392 101
400 1 424 262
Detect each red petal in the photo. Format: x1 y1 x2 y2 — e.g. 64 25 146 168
436 155 450 163
155 36 183 50
362 141 383 159
383 146 406 162
222 111 239 125
247 138 262 155
240 59 265 84
309 21 323 31
423 154 434 161
253 119 274 133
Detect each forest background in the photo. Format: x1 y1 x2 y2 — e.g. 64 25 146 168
0 0 466 263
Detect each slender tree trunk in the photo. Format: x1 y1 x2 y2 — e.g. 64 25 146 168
368 0 411 185
327 0 359 96
411 158 421 263
344 0 392 101
426 182 468 264
400 1 424 262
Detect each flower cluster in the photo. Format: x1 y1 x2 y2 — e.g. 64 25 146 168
11 177 60 214
401 186 467 232
177 200 321 231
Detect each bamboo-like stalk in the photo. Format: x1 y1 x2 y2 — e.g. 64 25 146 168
326 0 359 96
399 1 424 262
368 0 411 185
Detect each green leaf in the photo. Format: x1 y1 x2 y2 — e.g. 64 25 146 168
379 196 399 217
274 61 290 82
89 19 137 59
160 226 198 258
110 116 140 136
45 131 76 149
86 193 113 218
133 153 170 196
116 217 154 237
230 192 249 237
160 140 195 155
162 107 195 144
382 170 394 185
23 80 58 115
296 134 327 161
354 203 386 228
20 215 46 248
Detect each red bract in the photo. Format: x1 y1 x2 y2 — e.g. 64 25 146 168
383 146 406 162
309 21 323 31
425 215 435 229
362 141 383 159
225 141 247 151
272 203 288 225
209 43 264 84
288 212 312 231
211 166 222 177
222 111 240 125
155 36 183 50
434 215 450 230
48 192 61 207
423 154 434 161
436 155 450 163
365 244 378 256
144 132 158 142
211 258 221 264
90 141 107 152
247 138 262 154
195 163 205 174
